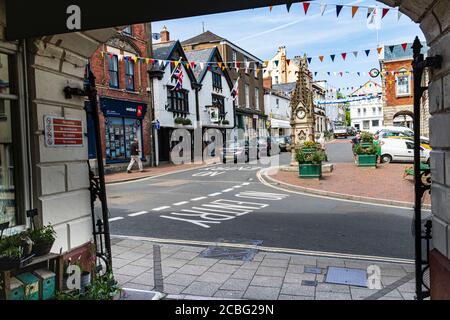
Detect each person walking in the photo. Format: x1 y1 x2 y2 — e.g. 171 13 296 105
127 138 143 173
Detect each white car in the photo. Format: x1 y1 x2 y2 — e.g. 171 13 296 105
380 139 430 164
376 126 429 144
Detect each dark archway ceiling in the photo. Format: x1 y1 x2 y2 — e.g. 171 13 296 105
5 0 307 40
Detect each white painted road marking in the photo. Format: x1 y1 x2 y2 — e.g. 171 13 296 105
208 193 222 197
128 211 149 217
191 197 207 201
222 188 234 193
153 206 171 211
109 217 124 222
174 201 189 206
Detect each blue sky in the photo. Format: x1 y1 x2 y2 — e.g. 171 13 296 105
152 0 425 95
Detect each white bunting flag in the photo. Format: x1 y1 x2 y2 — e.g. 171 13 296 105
398 11 403 21
320 3 327 16
353 51 359 58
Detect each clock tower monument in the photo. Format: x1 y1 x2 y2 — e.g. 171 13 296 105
289 56 316 166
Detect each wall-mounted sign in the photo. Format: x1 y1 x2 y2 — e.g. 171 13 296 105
44 116 84 147
208 107 219 123
100 98 147 119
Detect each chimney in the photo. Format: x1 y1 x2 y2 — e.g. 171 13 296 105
160 26 170 43
263 76 273 89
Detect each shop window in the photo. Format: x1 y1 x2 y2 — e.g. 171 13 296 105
372 120 380 127
108 55 119 89
167 88 189 114
363 121 370 130
255 88 260 110
125 59 135 91
105 117 142 162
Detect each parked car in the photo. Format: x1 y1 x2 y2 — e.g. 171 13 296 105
275 135 292 152
380 139 430 164
221 139 259 163
376 126 429 144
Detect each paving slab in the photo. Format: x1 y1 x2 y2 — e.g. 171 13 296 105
208 263 240 274
164 284 186 295
115 264 150 277
231 269 257 280
162 258 190 268
130 258 154 268
214 290 245 299
279 295 315 300
116 251 147 262
251 276 284 288
256 266 287 277
220 278 252 291
176 265 210 276
187 258 219 267
170 251 200 260
197 271 232 284
183 281 221 296
316 283 351 293
284 273 317 284
280 283 316 297
165 273 198 287
244 286 281 300
260 259 289 268
315 292 352 300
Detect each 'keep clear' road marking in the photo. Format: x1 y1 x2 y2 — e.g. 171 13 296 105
128 211 149 217
160 191 289 228
153 206 171 212
109 217 124 222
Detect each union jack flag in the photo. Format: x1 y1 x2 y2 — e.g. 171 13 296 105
231 77 240 101
172 64 183 91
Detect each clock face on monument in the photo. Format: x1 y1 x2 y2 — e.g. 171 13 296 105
296 108 307 120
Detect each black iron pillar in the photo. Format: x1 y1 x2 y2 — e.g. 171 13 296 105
411 36 441 300
65 64 113 273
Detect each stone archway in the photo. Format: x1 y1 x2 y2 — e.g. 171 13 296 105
378 0 450 300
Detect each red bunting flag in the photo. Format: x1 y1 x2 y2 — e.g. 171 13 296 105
319 56 324 62
303 2 310 15
401 43 408 51
341 53 347 61
351 6 359 18
382 8 390 19
377 47 383 54
269 6 273 12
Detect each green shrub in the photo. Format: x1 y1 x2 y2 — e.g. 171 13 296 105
360 131 374 143
354 144 377 155
296 149 327 164
28 224 56 246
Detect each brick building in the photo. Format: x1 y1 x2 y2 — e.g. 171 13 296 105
89 24 153 172
380 43 429 136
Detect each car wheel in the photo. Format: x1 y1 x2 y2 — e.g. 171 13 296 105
381 154 392 164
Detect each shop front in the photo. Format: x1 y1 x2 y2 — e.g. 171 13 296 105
99 98 148 165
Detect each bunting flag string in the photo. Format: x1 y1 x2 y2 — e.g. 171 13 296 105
269 1 401 21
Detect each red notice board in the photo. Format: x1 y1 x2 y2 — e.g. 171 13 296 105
44 116 84 147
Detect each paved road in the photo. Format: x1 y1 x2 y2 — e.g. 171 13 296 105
326 137 355 163
106 151 416 260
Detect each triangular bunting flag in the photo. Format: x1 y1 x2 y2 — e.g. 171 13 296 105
357 72 361 76
286 59 291 65
330 54 335 62
274 60 279 67
303 2 311 15
320 3 327 16
307 57 312 64
336 5 343 18
367 7 374 18
286 2 293 12
365 49 371 56
327 72 331 76
353 51 359 58
341 53 347 61
269 6 273 12
314 71 318 77
377 47 383 55
352 6 359 18
319 56 324 62
401 43 408 51
389 45 395 53
382 8 390 19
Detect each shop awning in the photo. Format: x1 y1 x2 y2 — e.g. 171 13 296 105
271 119 291 129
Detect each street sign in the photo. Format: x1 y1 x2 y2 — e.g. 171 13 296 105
44 116 84 147
5 0 297 40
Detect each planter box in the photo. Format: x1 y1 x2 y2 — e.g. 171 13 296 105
299 163 322 179
357 155 377 167
361 142 374 148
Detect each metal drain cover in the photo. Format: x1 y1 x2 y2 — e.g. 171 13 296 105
325 267 368 287
301 280 318 287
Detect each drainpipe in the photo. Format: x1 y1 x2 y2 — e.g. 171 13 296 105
145 23 156 167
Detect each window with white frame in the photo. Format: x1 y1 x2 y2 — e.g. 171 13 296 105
396 72 411 96
255 88 259 110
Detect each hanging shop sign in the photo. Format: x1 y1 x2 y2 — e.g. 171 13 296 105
44 116 84 147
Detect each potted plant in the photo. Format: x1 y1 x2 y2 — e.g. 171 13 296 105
0 233 34 270
222 119 230 125
174 117 192 126
296 148 327 179
301 141 318 155
355 144 378 167
28 224 56 256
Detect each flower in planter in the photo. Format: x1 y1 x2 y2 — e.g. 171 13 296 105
360 131 375 143
354 144 377 155
296 149 327 164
